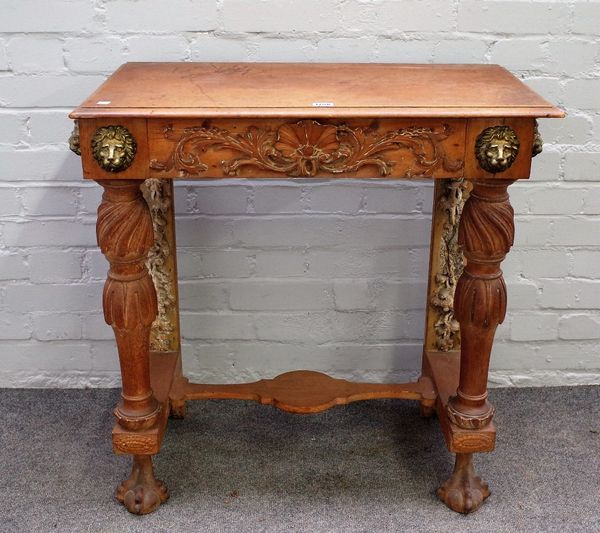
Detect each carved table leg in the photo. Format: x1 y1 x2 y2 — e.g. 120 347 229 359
116 455 169 515
96 180 168 512
437 453 490 513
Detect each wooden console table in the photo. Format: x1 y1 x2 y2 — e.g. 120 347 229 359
69 63 563 515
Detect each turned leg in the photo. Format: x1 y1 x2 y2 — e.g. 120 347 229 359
96 180 168 511
116 455 169 515
437 453 490 513
447 179 514 429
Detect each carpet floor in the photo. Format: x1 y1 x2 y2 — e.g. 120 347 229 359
0 385 598 532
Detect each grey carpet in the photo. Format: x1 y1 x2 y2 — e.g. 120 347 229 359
0 386 599 533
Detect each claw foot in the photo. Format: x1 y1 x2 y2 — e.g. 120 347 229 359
116 455 169 515
437 453 490 514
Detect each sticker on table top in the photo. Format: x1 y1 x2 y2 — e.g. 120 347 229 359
312 102 335 107
96 100 111 105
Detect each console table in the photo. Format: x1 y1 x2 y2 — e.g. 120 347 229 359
68 63 563 515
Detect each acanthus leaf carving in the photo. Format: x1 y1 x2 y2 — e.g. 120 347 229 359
150 120 464 178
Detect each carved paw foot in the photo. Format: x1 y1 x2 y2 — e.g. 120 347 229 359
116 455 169 515
169 398 186 419
437 453 490 514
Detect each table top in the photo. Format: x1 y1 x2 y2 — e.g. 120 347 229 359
70 62 563 120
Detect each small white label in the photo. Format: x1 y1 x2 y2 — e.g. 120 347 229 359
312 102 335 107
96 100 111 105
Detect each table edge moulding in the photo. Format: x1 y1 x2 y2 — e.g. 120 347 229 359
68 62 564 515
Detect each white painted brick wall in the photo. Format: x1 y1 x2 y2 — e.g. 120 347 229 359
0 0 599 388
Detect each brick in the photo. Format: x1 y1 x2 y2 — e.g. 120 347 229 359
179 250 252 279
572 251 600 278
0 40 8 70
89 341 120 372
181 312 255 340
65 38 124 73
513 216 553 246
538 115 592 145
0 341 92 371
572 2 600 35
0 75 106 107
0 312 31 340
33 313 82 341
527 187 585 215
230 280 332 310
0 187 21 215
79 186 103 215
0 113 25 144
5 283 102 313
253 250 309 278
3 221 96 247
377 1 454 32
308 185 363 214
82 314 113 340
179 281 229 310
252 185 304 214
432 39 490 64
363 184 424 214
490 39 545 71
190 36 250 62
338 0 378 34
29 250 82 283
517 250 569 279
175 217 234 247
564 153 600 181
0 254 28 280
546 39 599 76
315 38 378 62
529 151 562 182
376 39 435 63
0 1 97 32
21 187 78 216
106 0 217 32
510 312 558 341
540 280 600 309
333 280 373 311
553 218 600 246
84 250 108 279
458 1 570 34
559 314 600 340
564 80 600 111
26 111 75 145
523 78 563 108
190 185 248 215
0 150 83 181
125 36 189 62
223 0 337 32
7 36 64 74
506 282 539 310
252 39 316 62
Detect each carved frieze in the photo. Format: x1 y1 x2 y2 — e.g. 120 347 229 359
150 120 464 178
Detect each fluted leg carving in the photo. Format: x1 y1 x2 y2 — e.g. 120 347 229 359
96 180 161 430
447 180 515 429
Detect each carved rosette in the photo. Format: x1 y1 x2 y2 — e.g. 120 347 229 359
142 179 177 352
447 180 515 430
96 180 160 430
430 179 470 351
150 120 463 178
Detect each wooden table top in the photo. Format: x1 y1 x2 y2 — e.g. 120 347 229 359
71 62 563 120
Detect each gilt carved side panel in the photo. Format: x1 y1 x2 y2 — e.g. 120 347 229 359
141 179 180 352
148 119 465 179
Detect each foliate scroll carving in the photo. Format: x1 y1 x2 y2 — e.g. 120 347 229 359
430 179 470 351
475 125 519 173
150 120 464 178
92 125 137 172
142 179 177 352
